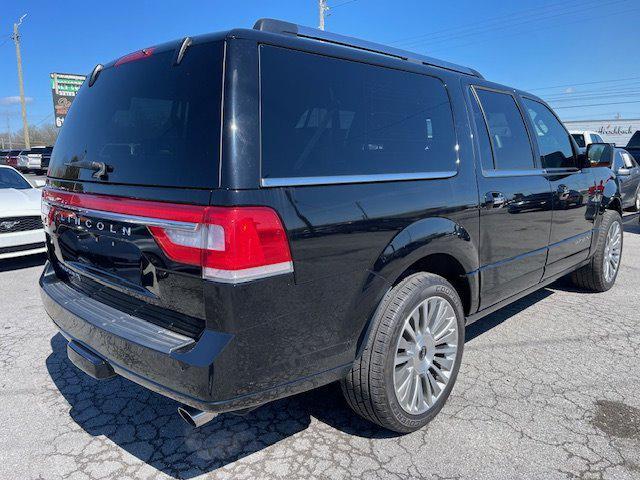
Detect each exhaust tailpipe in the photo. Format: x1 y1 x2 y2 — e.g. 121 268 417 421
177 405 217 428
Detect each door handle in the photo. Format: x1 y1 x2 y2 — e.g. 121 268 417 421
485 192 506 208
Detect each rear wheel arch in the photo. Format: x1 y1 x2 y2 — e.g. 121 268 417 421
372 217 479 316
608 196 622 216
354 219 479 359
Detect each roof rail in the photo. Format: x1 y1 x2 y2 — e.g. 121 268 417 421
253 18 483 79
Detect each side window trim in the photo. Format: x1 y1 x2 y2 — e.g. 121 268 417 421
520 94 579 172
470 85 540 176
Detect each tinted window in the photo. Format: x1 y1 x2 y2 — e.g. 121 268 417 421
260 46 458 179
474 89 534 170
0 168 31 189
523 98 575 169
571 134 586 148
468 88 495 171
49 41 224 188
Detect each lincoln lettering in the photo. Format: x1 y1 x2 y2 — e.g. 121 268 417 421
55 211 132 237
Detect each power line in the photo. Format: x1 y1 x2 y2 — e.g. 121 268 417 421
527 76 640 92
542 84 640 98
332 0 358 8
546 92 640 102
554 100 640 109
394 0 627 48
427 5 640 55
391 0 584 44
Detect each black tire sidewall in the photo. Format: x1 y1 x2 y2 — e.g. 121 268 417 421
596 212 623 290
382 276 465 431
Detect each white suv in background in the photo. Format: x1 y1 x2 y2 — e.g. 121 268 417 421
570 131 605 153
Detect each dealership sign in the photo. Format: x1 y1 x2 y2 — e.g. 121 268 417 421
596 125 634 136
564 118 640 146
50 73 86 127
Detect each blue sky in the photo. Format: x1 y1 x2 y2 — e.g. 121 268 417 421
1 0 639 130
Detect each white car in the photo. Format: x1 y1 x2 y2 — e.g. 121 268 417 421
569 131 605 153
0 166 46 259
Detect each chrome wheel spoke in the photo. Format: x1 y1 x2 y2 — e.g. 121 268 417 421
433 355 454 370
393 295 459 415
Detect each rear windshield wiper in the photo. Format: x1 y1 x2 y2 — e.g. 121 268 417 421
65 160 113 180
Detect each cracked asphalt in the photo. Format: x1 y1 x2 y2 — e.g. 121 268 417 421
1 216 639 480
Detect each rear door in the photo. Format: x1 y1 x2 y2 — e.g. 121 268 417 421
520 97 597 278
466 84 552 308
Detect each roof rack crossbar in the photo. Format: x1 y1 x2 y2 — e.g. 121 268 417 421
253 18 483 79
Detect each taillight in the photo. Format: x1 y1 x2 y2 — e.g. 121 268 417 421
150 207 293 283
41 188 293 284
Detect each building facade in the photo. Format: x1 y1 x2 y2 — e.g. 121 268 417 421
563 118 640 146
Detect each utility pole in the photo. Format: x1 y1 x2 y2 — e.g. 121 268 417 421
12 14 30 151
318 0 329 30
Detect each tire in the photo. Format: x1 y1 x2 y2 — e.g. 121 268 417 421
570 210 623 292
341 272 465 433
635 190 640 212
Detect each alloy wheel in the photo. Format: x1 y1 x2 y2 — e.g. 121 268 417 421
393 296 459 415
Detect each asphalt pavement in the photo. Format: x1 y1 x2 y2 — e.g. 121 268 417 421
0 215 639 480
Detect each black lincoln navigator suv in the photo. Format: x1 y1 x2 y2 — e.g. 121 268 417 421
40 19 623 433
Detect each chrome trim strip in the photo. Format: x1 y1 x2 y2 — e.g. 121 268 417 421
482 169 546 178
261 171 457 187
543 168 581 174
203 261 294 284
43 201 199 231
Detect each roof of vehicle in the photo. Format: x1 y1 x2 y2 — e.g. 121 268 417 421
249 18 484 78
569 130 601 135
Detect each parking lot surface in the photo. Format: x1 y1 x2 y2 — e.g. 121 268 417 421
1 216 639 480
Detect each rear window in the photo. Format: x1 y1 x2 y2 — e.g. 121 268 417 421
49 40 224 188
260 46 458 181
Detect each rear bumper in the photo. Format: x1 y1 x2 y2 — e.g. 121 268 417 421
0 229 46 259
40 263 233 411
40 263 348 412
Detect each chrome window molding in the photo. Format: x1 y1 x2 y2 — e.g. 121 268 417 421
260 171 458 188
481 169 545 178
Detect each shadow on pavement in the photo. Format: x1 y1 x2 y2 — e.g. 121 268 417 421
46 333 395 479
623 213 640 235
465 287 554 342
0 253 46 272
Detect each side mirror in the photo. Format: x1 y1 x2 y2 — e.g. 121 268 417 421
34 179 46 188
617 167 631 176
586 143 614 168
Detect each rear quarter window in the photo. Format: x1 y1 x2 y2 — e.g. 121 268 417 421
259 46 458 181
